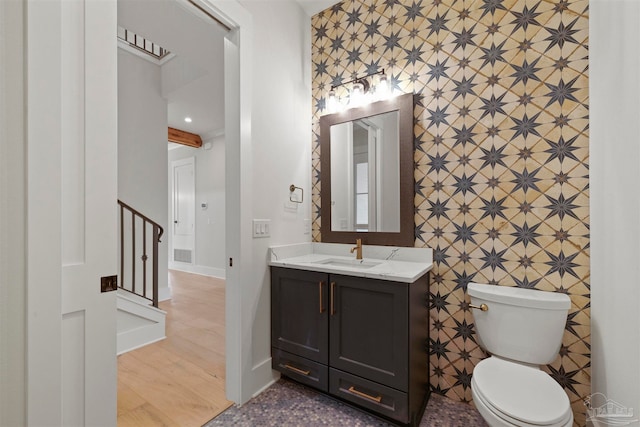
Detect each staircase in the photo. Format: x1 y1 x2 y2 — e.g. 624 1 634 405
117 290 166 355
117 199 167 354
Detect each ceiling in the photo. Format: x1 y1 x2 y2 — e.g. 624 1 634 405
118 0 338 141
294 0 339 16
118 0 228 138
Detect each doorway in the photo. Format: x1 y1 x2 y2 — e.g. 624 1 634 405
23 0 251 422
116 0 240 423
170 157 196 267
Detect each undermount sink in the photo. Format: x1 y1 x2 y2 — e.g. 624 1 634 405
314 258 382 269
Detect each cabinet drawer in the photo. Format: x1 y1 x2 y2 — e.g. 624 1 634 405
329 368 408 424
272 347 328 392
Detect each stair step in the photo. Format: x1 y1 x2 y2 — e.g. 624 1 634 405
117 289 166 314
117 291 166 355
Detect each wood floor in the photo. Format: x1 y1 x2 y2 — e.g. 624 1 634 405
118 270 232 427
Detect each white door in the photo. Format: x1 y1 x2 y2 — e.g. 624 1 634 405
27 0 118 425
171 157 196 264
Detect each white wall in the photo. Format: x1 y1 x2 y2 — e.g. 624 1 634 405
590 0 640 420
118 49 170 300
168 135 226 278
238 0 312 398
0 0 26 424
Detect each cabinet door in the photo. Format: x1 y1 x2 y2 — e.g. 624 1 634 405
271 267 329 364
329 275 408 391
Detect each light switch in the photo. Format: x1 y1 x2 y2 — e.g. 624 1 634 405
253 219 271 238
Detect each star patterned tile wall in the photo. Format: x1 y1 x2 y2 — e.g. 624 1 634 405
310 0 589 424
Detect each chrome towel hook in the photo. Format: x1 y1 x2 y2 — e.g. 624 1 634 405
289 184 303 203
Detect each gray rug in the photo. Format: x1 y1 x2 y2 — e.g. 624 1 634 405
204 378 487 427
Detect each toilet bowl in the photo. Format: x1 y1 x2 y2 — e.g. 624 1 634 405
467 283 573 427
471 357 573 427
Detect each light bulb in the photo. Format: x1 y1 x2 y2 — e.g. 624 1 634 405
376 73 390 100
327 89 338 113
184 117 192 123
351 82 364 106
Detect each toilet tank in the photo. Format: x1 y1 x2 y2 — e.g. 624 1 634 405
468 283 571 365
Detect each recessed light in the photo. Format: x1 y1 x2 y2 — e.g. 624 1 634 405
184 117 192 123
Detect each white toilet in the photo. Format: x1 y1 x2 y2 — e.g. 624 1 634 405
468 283 573 427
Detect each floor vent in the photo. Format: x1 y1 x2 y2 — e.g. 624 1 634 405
174 249 193 264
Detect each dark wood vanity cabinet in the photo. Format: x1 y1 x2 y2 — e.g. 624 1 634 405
271 268 330 391
271 266 430 426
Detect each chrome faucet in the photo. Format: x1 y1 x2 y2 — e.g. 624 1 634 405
350 238 363 260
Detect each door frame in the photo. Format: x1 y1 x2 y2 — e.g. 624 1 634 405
25 0 255 423
202 0 256 404
0 0 26 424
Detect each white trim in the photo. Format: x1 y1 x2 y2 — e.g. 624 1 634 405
250 357 275 397
158 285 172 302
117 335 165 356
0 0 26 424
116 293 166 355
168 262 226 279
251 376 278 399
194 0 253 404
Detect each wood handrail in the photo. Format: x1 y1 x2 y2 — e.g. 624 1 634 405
117 199 164 242
117 199 163 307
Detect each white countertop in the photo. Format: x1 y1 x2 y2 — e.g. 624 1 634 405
269 242 433 283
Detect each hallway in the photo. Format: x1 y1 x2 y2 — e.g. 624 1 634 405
117 270 231 426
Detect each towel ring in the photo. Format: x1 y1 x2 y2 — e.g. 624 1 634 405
289 185 303 203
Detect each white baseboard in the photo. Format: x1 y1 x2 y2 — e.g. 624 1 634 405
117 334 165 355
168 262 226 279
117 293 166 355
250 357 279 399
158 285 171 302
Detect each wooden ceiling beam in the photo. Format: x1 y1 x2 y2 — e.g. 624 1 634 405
168 127 203 148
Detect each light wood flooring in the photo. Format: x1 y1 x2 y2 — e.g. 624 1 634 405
118 270 232 427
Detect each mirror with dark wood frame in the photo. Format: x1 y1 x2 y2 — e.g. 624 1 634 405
320 93 414 247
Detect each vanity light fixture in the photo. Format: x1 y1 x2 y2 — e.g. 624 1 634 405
326 69 391 113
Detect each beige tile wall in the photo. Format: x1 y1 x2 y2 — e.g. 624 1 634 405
311 0 589 424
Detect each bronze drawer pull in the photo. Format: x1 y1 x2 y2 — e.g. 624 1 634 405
284 364 310 376
330 282 336 315
347 386 382 403
319 281 324 313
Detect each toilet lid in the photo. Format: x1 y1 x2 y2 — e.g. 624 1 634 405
473 358 571 426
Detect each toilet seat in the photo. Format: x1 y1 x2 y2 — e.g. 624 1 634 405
472 357 573 427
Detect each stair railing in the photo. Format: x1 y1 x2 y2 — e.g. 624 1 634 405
118 200 164 308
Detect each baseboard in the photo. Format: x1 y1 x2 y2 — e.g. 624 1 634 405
252 377 278 399
168 262 226 279
158 285 171 302
117 314 166 355
250 357 279 399
117 293 167 354
117 334 165 355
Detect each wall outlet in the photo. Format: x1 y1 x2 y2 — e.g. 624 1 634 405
253 219 271 238
304 219 311 235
